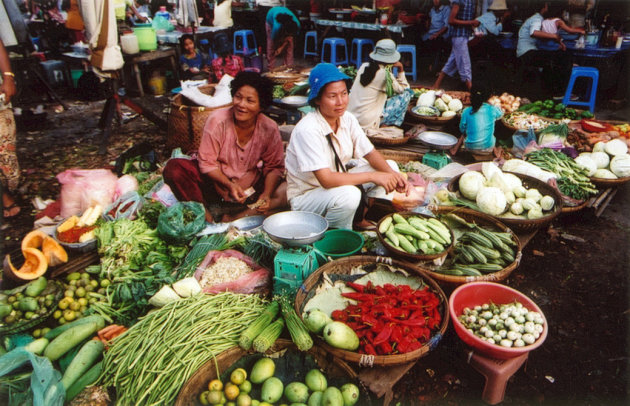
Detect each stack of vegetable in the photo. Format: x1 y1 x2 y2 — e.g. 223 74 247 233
56 204 103 244
517 99 593 121
415 90 463 118
502 112 551 132
445 163 557 220
199 357 360 406
488 93 522 113
309 280 443 356
239 296 313 353
435 214 518 277
99 292 267 405
525 149 598 200
573 139 630 180
377 213 452 256
567 119 630 151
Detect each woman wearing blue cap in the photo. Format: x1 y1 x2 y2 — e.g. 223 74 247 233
285 63 410 230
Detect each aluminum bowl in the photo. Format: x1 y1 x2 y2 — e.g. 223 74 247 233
263 211 328 247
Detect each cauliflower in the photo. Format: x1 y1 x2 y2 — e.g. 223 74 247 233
448 99 463 112
540 195 555 211
574 155 597 176
459 171 486 200
476 186 507 216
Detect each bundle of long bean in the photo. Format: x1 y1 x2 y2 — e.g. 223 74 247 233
525 148 598 200
99 292 267 405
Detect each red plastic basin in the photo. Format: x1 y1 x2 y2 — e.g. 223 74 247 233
449 282 548 359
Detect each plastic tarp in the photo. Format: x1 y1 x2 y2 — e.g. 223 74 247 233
0 349 64 406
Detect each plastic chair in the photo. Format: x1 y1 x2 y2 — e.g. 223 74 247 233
396 44 417 82
304 31 318 58
350 38 374 68
233 30 257 57
468 351 529 405
563 66 599 113
321 37 348 66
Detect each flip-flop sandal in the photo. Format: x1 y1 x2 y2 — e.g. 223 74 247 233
353 220 377 231
3 203 20 218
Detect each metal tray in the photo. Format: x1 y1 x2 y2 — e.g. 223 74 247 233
415 131 458 150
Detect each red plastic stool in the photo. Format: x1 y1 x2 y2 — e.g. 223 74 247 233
467 351 529 405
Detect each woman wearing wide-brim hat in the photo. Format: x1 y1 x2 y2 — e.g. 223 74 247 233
347 38 413 131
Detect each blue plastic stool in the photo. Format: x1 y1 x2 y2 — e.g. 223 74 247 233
563 66 599 113
233 30 257 57
304 31 318 57
321 37 348 66
396 44 417 82
350 38 374 68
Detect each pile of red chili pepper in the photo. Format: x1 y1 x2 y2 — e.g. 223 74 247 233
331 281 442 356
57 225 96 243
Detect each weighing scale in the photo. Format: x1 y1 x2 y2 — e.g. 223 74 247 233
416 131 459 169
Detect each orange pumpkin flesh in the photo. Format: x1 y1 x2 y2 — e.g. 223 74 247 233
42 236 68 266
21 230 48 252
5 247 48 281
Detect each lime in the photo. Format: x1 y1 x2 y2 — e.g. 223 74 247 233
208 379 223 392
78 298 88 307
230 368 247 385
58 299 69 310
75 287 86 298
100 279 111 288
236 393 252 406
64 290 75 298
70 301 81 311
32 329 42 338
58 317 66 325
199 391 210 405
53 310 62 319
63 310 76 322
224 382 240 401
206 390 223 405
239 380 252 394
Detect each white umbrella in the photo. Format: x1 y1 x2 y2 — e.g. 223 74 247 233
176 0 199 29
79 0 123 71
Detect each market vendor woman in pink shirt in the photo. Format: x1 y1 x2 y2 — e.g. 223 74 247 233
163 71 287 223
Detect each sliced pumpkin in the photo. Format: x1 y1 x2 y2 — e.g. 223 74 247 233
21 230 48 252
5 247 48 281
42 236 68 266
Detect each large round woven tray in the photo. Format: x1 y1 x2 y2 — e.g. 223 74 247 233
262 71 308 84
589 175 630 188
175 339 366 406
167 84 232 153
560 198 589 213
447 171 564 233
294 256 449 367
376 212 454 262
407 105 458 126
367 132 413 146
426 206 522 286
378 149 423 163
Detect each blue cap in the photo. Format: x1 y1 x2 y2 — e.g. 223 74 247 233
307 63 350 103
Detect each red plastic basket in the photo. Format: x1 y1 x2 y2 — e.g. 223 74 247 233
449 282 548 359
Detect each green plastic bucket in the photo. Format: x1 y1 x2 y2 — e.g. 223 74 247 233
133 27 157 51
313 229 364 261
70 69 83 88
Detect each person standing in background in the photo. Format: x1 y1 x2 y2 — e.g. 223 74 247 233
265 6 299 69
62 0 85 43
213 0 233 28
0 40 20 218
432 0 479 91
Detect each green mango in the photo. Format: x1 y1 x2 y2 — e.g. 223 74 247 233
321 387 344 406
260 377 283 404
250 358 275 384
25 277 47 297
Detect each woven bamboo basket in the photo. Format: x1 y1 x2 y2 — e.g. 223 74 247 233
425 206 522 286
589 175 630 187
534 109 592 124
294 256 449 367
378 149 423 163
367 132 413 146
167 84 232 153
560 198 589 213
500 115 548 134
175 339 366 406
447 171 564 233
375 212 454 262
407 105 458 126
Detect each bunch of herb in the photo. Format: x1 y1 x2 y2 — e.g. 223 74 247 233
136 199 166 229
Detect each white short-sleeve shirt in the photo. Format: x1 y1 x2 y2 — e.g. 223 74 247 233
285 109 374 201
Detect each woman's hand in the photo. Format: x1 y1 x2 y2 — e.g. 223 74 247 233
1 75 15 104
229 182 248 203
392 61 404 72
190 67 200 74
372 172 406 194
254 193 271 212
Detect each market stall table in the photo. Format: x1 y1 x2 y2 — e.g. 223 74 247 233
314 18 410 45
123 47 179 97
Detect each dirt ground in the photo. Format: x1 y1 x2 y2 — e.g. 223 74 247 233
2 89 629 405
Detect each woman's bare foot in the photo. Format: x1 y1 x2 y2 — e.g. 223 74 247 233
3 193 20 218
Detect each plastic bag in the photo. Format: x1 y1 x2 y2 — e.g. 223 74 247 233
103 191 144 221
57 169 118 218
157 201 206 243
151 15 174 32
194 249 270 294
0 348 64 406
113 175 139 201
511 128 537 158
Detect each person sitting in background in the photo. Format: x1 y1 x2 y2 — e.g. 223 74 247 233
516 1 572 96
540 3 585 37
163 71 287 223
420 0 450 73
210 37 245 82
179 34 210 80
347 38 412 131
469 0 510 60
213 0 233 28
458 85 502 156
265 6 300 69
285 63 410 231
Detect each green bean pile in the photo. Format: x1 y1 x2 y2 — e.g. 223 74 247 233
99 292 267 405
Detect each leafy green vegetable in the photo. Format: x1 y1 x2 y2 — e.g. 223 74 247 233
273 85 285 99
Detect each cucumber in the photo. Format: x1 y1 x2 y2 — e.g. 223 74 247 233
466 263 504 273
425 228 447 245
65 361 103 402
24 337 49 355
44 321 101 361
434 268 465 276
425 222 451 244
385 226 399 247
501 250 516 263
394 223 429 240
378 216 393 234
44 315 105 341
408 217 431 233
417 240 430 254
61 340 104 389
474 226 506 248
456 245 475 264
454 265 483 276
397 235 416 254
428 218 451 234
392 213 409 225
